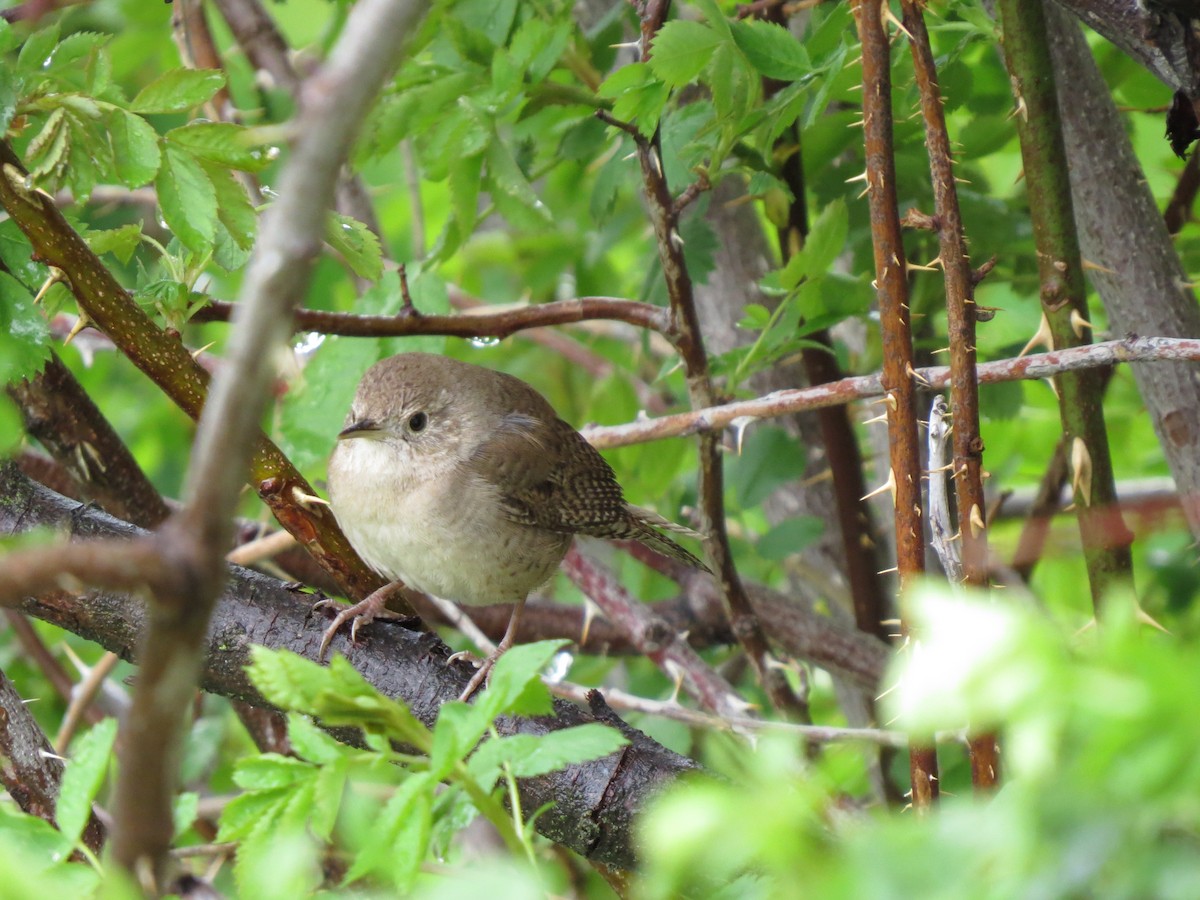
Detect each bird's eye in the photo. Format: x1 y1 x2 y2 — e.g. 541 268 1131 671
408 411 428 433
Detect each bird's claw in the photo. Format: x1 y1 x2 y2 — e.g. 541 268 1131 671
314 590 396 660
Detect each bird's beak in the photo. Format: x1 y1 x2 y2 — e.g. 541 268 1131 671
338 419 382 440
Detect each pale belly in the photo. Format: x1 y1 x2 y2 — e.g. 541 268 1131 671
330 440 570 605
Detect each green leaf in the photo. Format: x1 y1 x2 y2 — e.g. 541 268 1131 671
26 108 69 178
730 18 811 80
777 199 848 289
173 791 199 840
130 68 225 114
485 138 553 228
85 223 142 263
344 774 433 888
44 32 107 75
648 20 723 87
477 639 567 720
205 162 258 251
233 755 316 791
106 108 161 187
429 702 489 781
325 213 382 280
447 148 484 239
246 646 336 714
155 145 217 252
56 718 118 846
757 516 826 560
726 426 807 509
598 63 669 136
0 272 49 384
165 122 270 172
285 713 346 766
217 788 287 843
467 724 628 788
16 23 61 73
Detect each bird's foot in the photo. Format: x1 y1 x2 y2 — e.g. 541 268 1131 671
455 645 508 702
314 584 403 660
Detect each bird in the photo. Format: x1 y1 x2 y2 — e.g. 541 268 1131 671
318 352 709 699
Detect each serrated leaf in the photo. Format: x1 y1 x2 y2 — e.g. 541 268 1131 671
45 32 107 74
730 18 811 80
598 63 669 136
485 138 553 228
778 199 848 289
56 717 117 846
173 791 200 839
448 148 484 238
85 223 142 263
205 163 257 250
648 20 723 87
165 122 269 172
468 724 628 789
26 107 68 178
324 213 382 280
344 774 433 888
233 754 316 791
217 787 288 842
131 68 225 114
286 713 346 766
310 757 347 840
107 108 160 188
155 145 216 252
477 640 567 720
16 23 61 74
0 270 50 383
246 646 337 714
429 702 489 781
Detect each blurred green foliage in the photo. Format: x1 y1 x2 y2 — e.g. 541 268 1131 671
0 0 1196 896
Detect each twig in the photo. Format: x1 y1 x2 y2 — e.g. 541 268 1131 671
624 3 806 722
854 0 938 809
581 336 1200 449
193 294 671 340
107 0 432 882
54 650 120 753
563 548 752 720
998 0 1134 612
902 0 998 790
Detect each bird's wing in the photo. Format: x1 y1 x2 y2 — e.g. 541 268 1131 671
466 414 628 534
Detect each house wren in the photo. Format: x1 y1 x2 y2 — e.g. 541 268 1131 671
320 352 708 696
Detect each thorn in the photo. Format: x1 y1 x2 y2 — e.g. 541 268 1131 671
862 468 898 505
190 341 216 360
2 163 34 199
33 267 66 304
930 347 951 355
729 415 758 454
291 487 329 508
1069 309 1092 338
906 259 939 273
63 312 92 345
845 170 869 184
969 504 986 537
1070 437 1093 506
580 599 597 645
1018 313 1053 358
882 5 914 39
863 412 889 425
906 362 931 386
877 566 899 575
1081 258 1116 274
1044 377 1060 399
1136 606 1170 633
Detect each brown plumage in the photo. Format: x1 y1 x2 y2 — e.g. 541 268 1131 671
320 352 708 697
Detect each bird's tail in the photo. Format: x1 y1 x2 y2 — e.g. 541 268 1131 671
627 505 710 572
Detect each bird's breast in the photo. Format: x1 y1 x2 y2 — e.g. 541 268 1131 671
328 439 569 605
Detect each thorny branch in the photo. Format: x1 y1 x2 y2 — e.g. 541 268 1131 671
901 0 999 791
997 0 1134 612
854 0 938 809
625 0 808 722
